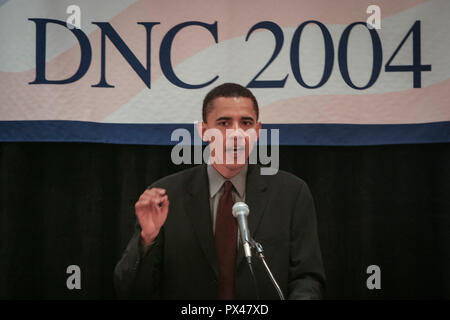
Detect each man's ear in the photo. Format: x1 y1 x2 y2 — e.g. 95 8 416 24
196 121 209 142
256 121 262 139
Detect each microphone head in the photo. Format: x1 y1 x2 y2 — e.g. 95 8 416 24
232 202 249 218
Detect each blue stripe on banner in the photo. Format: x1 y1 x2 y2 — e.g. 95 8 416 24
0 120 449 146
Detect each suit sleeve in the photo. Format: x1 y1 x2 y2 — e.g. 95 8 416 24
288 181 326 300
113 222 164 299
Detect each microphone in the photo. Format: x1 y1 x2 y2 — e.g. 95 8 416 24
232 202 252 263
232 202 283 300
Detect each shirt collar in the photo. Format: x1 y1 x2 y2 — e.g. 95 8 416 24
207 164 248 199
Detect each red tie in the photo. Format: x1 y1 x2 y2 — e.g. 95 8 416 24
215 180 237 299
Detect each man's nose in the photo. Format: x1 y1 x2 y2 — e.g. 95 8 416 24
226 129 246 148
230 122 245 133
227 125 245 138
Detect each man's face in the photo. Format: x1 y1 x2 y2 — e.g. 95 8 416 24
202 96 261 171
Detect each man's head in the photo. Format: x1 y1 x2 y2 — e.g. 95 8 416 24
202 83 259 123
200 83 262 178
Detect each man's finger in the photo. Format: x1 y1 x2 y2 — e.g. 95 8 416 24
157 195 168 207
140 188 165 199
149 187 166 195
161 198 170 210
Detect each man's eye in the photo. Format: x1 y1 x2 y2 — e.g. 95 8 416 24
243 121 252 126
219 122 229 126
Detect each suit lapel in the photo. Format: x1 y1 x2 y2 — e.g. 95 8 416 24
184 165 219 278
236 164 269 268
183 164 270 276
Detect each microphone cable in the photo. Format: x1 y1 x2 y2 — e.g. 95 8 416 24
246 258 260 300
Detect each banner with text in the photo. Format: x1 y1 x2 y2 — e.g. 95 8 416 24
0 0 449 145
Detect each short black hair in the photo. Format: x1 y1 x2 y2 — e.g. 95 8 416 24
202 83 259 122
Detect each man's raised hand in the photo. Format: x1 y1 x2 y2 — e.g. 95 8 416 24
135 188 169 246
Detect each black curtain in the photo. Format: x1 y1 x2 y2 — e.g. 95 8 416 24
0 142 449 299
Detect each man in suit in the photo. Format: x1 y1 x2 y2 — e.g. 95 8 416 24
114 83 325 299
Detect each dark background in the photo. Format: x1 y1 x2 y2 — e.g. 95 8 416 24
0 142 449 299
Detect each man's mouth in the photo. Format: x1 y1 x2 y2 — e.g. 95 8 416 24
227 146 245 152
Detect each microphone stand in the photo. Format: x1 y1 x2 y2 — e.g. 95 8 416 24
248 238 285 300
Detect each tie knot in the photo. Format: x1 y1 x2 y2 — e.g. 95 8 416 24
223 180 233 193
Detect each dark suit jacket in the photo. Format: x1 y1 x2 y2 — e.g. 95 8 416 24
114 164 325 299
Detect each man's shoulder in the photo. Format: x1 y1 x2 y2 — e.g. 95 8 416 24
246 165 311 198
259 166 308 188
